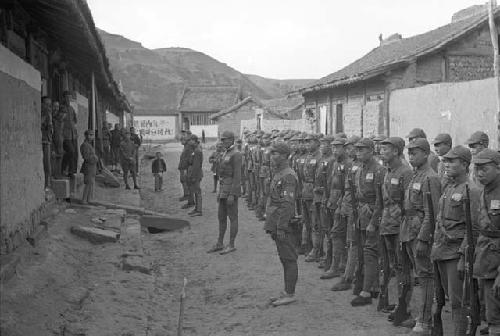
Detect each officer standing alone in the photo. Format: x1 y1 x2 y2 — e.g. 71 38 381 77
265 142 299 307
207 131 242 255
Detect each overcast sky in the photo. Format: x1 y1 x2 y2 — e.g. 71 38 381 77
87 0 487 80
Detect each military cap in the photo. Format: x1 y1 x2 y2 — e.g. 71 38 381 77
373 134 387 142
381 137 405 152
407 138 430 153
220 130 235 139
270 142 291 156
443 145 472 163
321 134 335 142
331 138 347 145
407 128 427 139
465 131 489 146
345 135 361 146
189 134 199 142
473 148 500 165
354 138 375 149
432 133 452 145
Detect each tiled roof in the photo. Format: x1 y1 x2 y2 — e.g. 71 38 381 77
262 96 304 115
210 96 286 120
178 86 240 112
302 9 499 93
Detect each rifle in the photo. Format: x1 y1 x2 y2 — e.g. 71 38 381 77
462 184 481 336
348 173 364 296
377 179 389 311
427 178 444 336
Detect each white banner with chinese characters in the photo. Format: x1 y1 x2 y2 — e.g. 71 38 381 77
133 116 176 140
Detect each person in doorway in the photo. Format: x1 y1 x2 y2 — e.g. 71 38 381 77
80 130 98 204
152 152 166 192
265 142 299 307
207 130 242 255
120 130 140 190
61 91 78 177
51 100 64 178
110 123 122 171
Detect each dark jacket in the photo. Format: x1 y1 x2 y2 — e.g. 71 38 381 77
152 158 167 174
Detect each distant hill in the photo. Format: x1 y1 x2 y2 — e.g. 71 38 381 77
245 74 315 98
99 29 277 111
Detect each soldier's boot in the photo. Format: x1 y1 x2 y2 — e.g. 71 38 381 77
321 238 333 271
451 308 468 336
411 278 434 336
331 277 352 291
305 231 321 262
189 194 203 216
321 253 342 279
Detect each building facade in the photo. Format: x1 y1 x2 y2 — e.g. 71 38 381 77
0 0 130 254
301 8 500 138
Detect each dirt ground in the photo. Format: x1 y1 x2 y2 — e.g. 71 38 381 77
0 143 461 336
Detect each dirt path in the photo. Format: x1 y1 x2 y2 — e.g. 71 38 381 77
139 145 413 336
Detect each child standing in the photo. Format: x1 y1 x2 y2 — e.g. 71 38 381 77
152 152 167 191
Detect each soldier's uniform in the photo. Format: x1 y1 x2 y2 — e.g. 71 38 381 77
210 131 243 254
303 135 322 259
402 139 441 333
322 137 350 279
209 143 223 193
331 135 361 291
473 149 500 336
178 138 192 200
351 138 386 306
120 135 139 189
265 142 299 306
431 146 481 335
187 135 203 216
252 135 263 210
376 138 413 312
246 136 257 209
257 135 272 220
311 135 335 266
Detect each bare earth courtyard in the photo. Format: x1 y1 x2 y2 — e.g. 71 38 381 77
0 144 455 336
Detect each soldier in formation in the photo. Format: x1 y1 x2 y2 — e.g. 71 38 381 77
206 127 497 334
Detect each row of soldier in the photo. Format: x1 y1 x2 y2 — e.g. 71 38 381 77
220 127 498 336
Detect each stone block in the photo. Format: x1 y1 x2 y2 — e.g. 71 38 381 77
121 218 142 253
121 255 151 274
26 221 48 247
52 179 70 199
70 225 119 244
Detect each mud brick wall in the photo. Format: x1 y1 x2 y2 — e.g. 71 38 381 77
0 44 45 254
447 55 494 82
